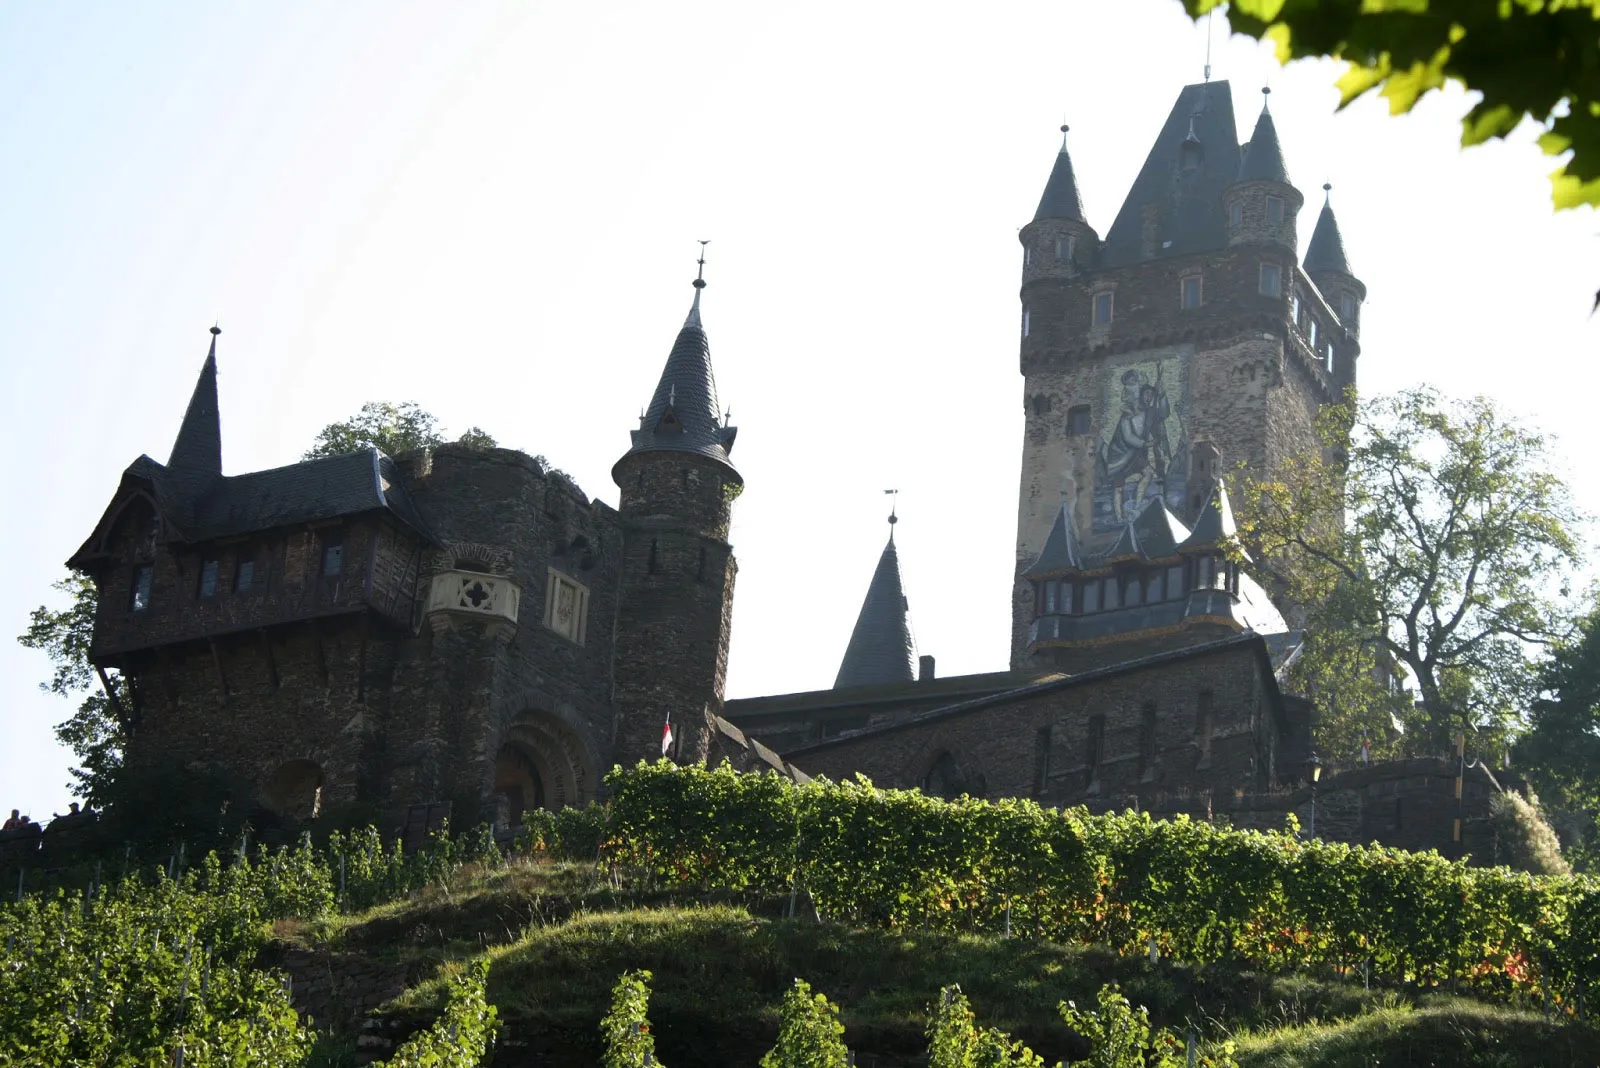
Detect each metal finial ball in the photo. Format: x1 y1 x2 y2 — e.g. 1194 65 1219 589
888 513 898 524
692 278 706 289
1262 85 1272 96
210 325 221 336
1323 182 1332 192
1060 124 1069 133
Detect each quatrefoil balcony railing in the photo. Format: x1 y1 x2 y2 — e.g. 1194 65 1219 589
426 569 521 626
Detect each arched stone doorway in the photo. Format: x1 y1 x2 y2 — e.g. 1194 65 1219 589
262 760 324 821
922 752 964 799
491 712 595 827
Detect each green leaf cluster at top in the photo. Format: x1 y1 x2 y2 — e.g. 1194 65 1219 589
603 762 1600 1010
1181 0 1600 209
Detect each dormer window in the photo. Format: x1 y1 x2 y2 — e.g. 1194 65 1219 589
1259 263 1282 298
1228 200 1243 227
1266 196 1285 224
1055 235 1074 261
130 566 152 613
1092 291 1114 326
1180 275 1201 310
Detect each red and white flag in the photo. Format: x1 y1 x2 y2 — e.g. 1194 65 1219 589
1359 733 1370 765
661 716 674 757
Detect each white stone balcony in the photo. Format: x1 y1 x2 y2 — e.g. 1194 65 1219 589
427 570 521 626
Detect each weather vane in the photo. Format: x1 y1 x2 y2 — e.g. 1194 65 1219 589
885 488 899 526
694 240 709 289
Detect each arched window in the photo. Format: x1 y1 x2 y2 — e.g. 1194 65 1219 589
922 752 963 799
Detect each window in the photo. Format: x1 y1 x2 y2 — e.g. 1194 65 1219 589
1031 394 1052 416
1146 571 1163 603
322 533 344 576
1165 565 1185 600
1259 263 1281 298
1180 275 1201 310
130 566 152 613
1326 343 1335 374
1022 306 1030 338
1125 575 1142 607
1197 555 1216 589
1044 582 1057 614
1056 235 1074 261
1066 405 1091 436
198 558 219 598
1290 293 1301 325
1341 293 1357 321
1228 200 1243 227
1058 580 1074 615
1266 195 1284 224
1023 246 1033 267
1082 579 1101 613
1092 291 1113 326
1103 576 1121 610
1308 319 1319 349
543 569 591 644
236 559 256 593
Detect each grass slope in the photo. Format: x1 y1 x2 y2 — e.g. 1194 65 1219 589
289 862 1599 1067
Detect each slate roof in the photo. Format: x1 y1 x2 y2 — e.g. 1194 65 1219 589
1131 498 1191 558
1304 191 1353 277
1101 80 1241 267
1033 130 1087 223
187 450 431 542
1237 98 1291 185
1179 481 1238 551
834 532 917 690
1024 503 1084 577
618 287 739 478
164 333 224 510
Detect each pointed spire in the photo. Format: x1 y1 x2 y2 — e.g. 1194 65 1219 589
617 248 738 478
1130 496 1192 559
834 521 916 689
1033 125 1087 222
1304 183 1354 276
1025 502 1084 577
1180 479 1239 550
1237 87 1290 185
166 326 223 495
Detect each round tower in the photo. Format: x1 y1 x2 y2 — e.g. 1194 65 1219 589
1020 125 1099 286
610 262 741 767
1304 183 1366 339
1224 88 1303 254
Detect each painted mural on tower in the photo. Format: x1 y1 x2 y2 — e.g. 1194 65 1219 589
1092 352 1190 532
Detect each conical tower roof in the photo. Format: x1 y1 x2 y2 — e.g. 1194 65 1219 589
166 327 223 497
834 525 916 690
617 278 739 480
1024 502 1084 576
1180 479 1239 550
1304 187 1353 276
1033 126 1087 223
1130 497 1192 559
1237 93 1290 185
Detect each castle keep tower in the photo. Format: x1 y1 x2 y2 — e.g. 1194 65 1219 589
611 267 742 766
1012 82 1363 668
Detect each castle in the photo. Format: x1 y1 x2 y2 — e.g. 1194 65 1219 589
67 81 1505 854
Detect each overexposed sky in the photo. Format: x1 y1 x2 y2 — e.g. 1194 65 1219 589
3 1 1596 817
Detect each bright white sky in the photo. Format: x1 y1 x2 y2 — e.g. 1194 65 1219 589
3 1 1597 818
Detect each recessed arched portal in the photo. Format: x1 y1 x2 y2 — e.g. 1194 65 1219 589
261 760 325 821
922 751 964 800
492 711 595 826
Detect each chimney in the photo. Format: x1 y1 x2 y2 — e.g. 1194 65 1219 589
918 655 936 682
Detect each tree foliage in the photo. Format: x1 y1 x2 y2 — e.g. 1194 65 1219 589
17 572 124 804
1238 388 1582 756
1183 0 1600 211
926 986 1044 1068
303 400 496 460
1517 603 1600 868
759 979 851 1068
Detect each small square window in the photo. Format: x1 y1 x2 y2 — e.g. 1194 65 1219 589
1181 275 1201 310
130 566 152 613
1259 263 1281 298
1092 291 1113 326
1267 196 1284 224
1056 235 1074 261
1066 405 1092 436
1228 200 1243 227
1022 306 1031 338
322 534 344 576
236 559 256 593
198 559 219 598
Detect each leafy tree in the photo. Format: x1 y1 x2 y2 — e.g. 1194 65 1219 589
1238 388 1583 757
927 986 1044 1068
760 979 851 1068
1058 984 1236 1068
303 400 496 460
1517 603 1600 869
1182 0 1600 211
16 572 124 805
600 970 662 1068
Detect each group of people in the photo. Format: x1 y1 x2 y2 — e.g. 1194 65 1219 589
2 802 92 838
1 809 41 837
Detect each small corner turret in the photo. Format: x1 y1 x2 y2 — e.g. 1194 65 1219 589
1020 125 1099 286
1304 183 1365 338
834 510 917 690
1225 88 1302 254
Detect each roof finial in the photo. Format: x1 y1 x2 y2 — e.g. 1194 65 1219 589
1261 84 1271 110
1059 122 1069 151
885 488 899 538
693 240 708 290
1203 9 1214 82
210 323 221 336
1322 181 1333 204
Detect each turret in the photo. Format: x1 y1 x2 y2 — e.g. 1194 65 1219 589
165 327 225 511
1020 125 1098 287
834 514 916 690
1304 184 1366 337
1225 88 1302 255
611 255 742 766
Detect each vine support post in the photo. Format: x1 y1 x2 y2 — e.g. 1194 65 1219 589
1186 1029 1197 1067
339 853 346 909
1005 901 1011 937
